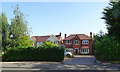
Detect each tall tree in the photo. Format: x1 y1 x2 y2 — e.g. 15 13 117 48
10 5 28 47
0 13 2 50
102 1 120 40
0 13 10 50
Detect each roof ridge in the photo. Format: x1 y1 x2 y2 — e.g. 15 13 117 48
33 35 50 37
32 34 60 37
70 34 85 36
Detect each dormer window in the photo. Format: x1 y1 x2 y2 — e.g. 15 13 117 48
82 40 89 44
74 40 79 45
66 40 71 44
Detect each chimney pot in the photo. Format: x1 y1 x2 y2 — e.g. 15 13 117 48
59 32 61 36
65 34 67 38
90 32 92 38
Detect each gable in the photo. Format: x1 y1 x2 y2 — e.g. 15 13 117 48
71 35 80 40
47 35 59 41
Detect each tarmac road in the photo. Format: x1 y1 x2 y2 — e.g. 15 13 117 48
1 55 120 72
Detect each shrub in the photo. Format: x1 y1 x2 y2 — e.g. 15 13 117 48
95 36 120 61
2 42 64 62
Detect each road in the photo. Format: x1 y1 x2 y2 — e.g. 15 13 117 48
1 55 120 72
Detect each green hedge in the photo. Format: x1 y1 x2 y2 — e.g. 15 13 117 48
95 36 120 61
2 42 64 62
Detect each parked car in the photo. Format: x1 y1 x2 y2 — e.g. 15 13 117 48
64 52 73 57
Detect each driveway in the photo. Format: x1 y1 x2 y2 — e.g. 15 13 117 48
62 55 96 65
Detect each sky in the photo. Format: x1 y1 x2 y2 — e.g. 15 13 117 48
2 1 109 38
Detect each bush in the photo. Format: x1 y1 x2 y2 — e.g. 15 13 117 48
95 36 120 61
2 42 64 62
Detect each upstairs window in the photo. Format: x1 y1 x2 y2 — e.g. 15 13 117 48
66 40 71 44
82 40 89 44
74 40 79 45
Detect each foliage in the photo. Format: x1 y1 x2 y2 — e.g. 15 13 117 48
1 5 32 50
10 5 29 47
17 35 33 47
94 35 120 61
0 13 10 50
95 1 120 61
2 42 64 62
102 1 120 40
39 41 57 48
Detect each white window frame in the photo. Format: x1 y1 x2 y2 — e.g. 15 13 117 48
82 40 89 44
80 48 89 53
66 40 71 44
74 40 79 45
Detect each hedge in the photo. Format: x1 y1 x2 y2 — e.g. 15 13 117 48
94 36 120 61
2 43 64 62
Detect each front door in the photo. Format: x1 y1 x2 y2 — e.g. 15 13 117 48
75 48 79 55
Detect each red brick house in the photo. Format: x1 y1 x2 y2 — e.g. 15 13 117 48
63 32 93 55
32 32 62 46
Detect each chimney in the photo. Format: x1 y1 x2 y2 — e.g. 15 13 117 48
90 32 92 38
65 34 67 38
59 32 61 36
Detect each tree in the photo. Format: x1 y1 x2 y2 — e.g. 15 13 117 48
0 13 10 50
95 35 120 61
10 5 29 47
102 1 120 40
40 41 58 48
0 13 2 50
17 35 33 47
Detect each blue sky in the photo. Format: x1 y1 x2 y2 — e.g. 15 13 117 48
2 2 109 38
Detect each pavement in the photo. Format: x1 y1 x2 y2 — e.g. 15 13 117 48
0 55 120 71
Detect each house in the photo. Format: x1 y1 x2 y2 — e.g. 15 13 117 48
32 32 62 46
63 32 93 55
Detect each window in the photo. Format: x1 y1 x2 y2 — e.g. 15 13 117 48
37 42 43 46
74 40 79 45
80 48 89 53
82 40 89 44
54 41 58 44
66 40 71 44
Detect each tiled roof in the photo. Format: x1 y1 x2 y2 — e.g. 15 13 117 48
64 34 91 40
81 46 89 48
32 35 61 42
